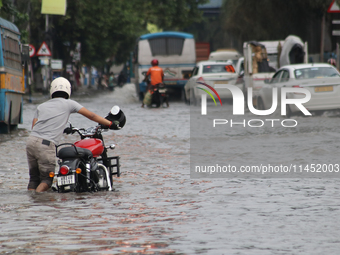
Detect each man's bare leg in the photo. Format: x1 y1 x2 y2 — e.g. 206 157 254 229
35 183 49 192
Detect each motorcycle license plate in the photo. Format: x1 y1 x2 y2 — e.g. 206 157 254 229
57 175 75 186
159 89 167 93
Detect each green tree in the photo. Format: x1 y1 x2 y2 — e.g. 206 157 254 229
143 0 207 30
0 0 29 43
222 0 332 52
26 0 206 69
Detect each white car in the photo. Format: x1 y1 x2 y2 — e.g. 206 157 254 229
184 61 242 105
256 63 340 116
209 49 242 67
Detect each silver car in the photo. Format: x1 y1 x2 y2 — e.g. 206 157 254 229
184 61 242 105
256 63 340 116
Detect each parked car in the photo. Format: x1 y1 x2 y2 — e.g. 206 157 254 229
184 61 242 105
209 49 242 67
256 63 340 117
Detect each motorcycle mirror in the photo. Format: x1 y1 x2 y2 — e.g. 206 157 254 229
63 127 72 134
106 144 116 150
110 105 120 115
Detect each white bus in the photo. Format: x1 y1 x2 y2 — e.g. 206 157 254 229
134 31 196 100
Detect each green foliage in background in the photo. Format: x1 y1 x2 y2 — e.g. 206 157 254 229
7 0 205 69
0 0 206 68
0 0 29 43
222 0 332 43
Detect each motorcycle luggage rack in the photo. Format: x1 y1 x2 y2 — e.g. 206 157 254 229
98 156 121 177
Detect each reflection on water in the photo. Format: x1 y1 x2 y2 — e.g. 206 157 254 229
1 86 340 253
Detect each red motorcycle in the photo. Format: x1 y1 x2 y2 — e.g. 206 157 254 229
51 106 126 193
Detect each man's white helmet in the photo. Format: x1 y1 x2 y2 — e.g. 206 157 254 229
50 77 71 99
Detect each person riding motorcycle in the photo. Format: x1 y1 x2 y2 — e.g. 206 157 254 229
26 77 121 193
141 59 164 107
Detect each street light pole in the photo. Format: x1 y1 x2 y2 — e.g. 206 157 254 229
43 14 50 94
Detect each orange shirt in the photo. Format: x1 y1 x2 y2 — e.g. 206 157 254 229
146 66 164 86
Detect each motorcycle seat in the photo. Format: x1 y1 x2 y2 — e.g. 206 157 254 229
58 146 93 159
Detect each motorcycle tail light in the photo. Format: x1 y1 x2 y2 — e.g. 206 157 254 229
60 165 69 175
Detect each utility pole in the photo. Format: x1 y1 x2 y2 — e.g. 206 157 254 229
337 43 340 69
320 15 325 62
27 0 33 102
42 14 50 94
11 0 15 22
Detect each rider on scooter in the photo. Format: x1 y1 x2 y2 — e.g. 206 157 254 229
141 59 164 107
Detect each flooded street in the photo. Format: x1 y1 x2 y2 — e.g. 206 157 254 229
1 85 340 254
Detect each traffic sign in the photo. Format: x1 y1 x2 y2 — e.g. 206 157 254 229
36 42 52 57
39 57 50 65
29 44 35 57
328 0 340 13
51 59 63 70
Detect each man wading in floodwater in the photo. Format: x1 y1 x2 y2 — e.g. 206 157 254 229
26 77 116 192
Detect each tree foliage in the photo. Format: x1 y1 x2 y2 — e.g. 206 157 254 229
337 0 340 8
222 0 333 52
0 0 29 43
143 0 207 30
46 0 144 68
20 0 205 69
0 0 205 68
223 0 331 41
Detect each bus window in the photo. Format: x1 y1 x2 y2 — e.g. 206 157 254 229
3 36 21 71
149 37 184 56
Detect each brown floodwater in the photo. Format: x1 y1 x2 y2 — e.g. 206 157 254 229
1 84 340 254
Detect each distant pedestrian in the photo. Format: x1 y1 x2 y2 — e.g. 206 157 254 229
328 58 337 68
108 72 115 91
98 73 108 90
118 71 127 87
75 68 81 87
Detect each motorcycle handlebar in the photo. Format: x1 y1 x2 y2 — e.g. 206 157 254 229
63 125 103 137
